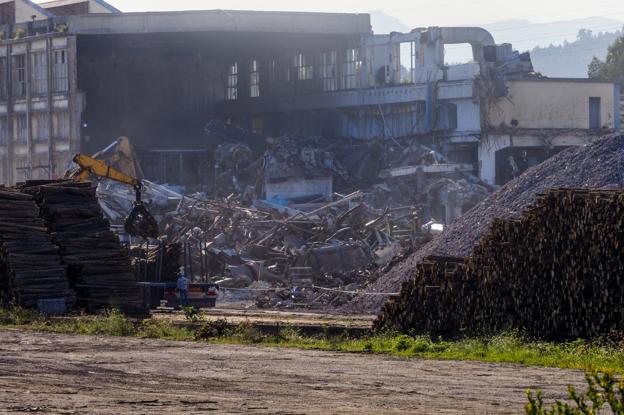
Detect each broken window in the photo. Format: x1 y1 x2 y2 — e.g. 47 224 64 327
13 113 27 143
250 59 260 98
52 49 68 92
0 2 15 26
294 53 314 81
33 113 49 141
12 54 26 97
226 62 238 100
400 42 416 84
342 48 361 90
52 111 69 139
0 117 7 145
0 57 6 100
31 51 48 96
319 51 337 92
444 43 474 65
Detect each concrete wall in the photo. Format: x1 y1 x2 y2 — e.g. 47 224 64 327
15 0 49 23
488 80 617 130
478 133 596 185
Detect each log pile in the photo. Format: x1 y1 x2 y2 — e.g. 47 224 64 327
23 181 144 314
0 188 74 307
376 188 624 339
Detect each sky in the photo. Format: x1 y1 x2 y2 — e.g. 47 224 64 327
92 0 624 27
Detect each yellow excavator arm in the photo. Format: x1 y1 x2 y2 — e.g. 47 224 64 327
65 153 158 239
67 153 142 190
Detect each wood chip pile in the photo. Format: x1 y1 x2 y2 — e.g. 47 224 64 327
375 188 624 339
0 188 75 307
23 181 144 314
354 134 624 313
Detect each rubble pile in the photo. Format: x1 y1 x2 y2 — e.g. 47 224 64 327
376 188 624 339
353 134 624 313
23 181 144 314
0 188 75 308
90 123 496 309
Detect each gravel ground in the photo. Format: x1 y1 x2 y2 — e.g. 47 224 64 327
0 329 587 414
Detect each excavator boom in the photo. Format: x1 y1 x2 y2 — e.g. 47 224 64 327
69 154 142 189
66 153 159 239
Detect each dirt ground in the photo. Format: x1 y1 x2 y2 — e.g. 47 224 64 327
0 329 586 414
154 307 375 329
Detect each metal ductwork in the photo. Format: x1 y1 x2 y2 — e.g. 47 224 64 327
439 27 495 62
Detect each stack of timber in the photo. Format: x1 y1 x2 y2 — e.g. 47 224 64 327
355 133 624 313
23 181 144 314
0 188 74 307
376 188 624 339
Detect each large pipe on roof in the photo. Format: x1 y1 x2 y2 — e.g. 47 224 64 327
439 27 495 62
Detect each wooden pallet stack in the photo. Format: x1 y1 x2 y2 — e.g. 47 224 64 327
0 188 74 308
23 181 145 314
376 188 624 339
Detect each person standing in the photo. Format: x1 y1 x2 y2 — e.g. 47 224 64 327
177 269 190 307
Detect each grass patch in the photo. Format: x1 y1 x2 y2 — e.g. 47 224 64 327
2 307 624 372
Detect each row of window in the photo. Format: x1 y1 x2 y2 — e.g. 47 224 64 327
0 112 70 145
226 48 362 100
0 49 68 100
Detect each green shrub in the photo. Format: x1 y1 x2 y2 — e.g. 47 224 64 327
195 319 229 339
139 319 193 340
182 306 202 322
526 371 624 414
393 334 414 352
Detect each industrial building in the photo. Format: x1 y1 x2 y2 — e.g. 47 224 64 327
0 1 619 194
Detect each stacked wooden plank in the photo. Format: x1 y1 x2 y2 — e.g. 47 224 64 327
0 188 74 308
376 188 624 339
23 181 145 314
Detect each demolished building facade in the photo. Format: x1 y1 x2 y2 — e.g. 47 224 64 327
0 2 620 223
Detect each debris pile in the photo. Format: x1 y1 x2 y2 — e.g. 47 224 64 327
376 188 624 339
0 188 75 308
354 134 624 313
131 242 181 283
23 181 144 314
89 123 495 309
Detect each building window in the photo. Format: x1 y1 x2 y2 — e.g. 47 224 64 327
13 113 27 143
0 57 6 100
226 62 238 101
251 116 263 135
52 111 69 139
250 59 260 98
12 54 26 97
319 51 337 92
294 53 314 81
31 51 48 96
33 113 49 141
342 48 361 90
400 42 417 83
269 59 277 83
52 49 68 92
0 116 7 145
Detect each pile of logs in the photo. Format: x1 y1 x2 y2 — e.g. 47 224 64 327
0 188 75 307
23 181 144 314
376 188 624 339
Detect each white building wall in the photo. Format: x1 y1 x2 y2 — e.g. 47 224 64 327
488 80 616 130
